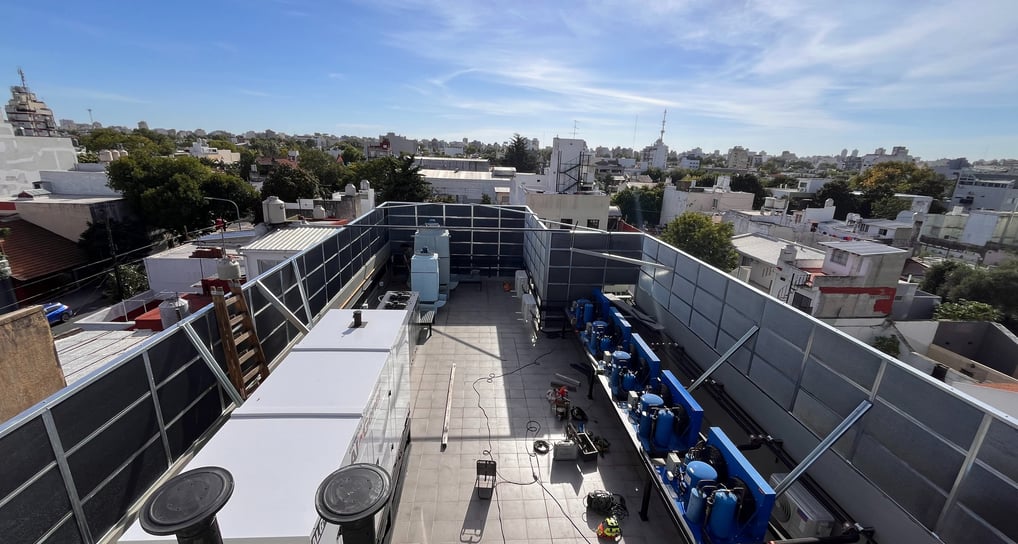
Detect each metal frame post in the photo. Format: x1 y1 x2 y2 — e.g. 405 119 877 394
687 326 759 392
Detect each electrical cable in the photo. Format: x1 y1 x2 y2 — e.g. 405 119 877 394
471 346 595 544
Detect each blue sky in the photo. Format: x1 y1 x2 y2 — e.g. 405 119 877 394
4 0 1017 160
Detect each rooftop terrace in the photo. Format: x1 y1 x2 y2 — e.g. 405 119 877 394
1 202 1016 544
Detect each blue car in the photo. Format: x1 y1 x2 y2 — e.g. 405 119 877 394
43 302 73 325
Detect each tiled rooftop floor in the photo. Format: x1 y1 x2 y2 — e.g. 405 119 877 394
390 280 683 544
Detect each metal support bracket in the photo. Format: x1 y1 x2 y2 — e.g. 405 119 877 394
42 410 94 544
774 400 873 497
569 248 674 270
687 325 759 392
182 322 245 406
256 282 311 335
291 260 313 324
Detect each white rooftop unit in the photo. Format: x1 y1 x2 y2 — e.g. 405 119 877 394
293 309 410 352
410 251 440 304
413 220 449 286
119 307 413 544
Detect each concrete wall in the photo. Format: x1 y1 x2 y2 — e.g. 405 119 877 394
661 185 754 225
0 121 78 196
524 193 609 230
144 255 234 294
0 306 66 421
38 169 116 196
934 321 1018 377
14 200 101 242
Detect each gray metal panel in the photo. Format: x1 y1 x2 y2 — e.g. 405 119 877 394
673 251 699 279
695 265 727 299
719 305 759 344
724 280 766 322
668 293 692 325
747 355 796 407
689 311 719 347
877 364 983 448
954 463 1018 541
761 300 812 349
670 273 696 303
851 434 948 528
691 288 723 324
641 236 659 260
799 362 869 418
792 390 844 438
861 401 965 492
753 327 806 380
977 419 1018 484
938 503 1013 544
809 326 882 389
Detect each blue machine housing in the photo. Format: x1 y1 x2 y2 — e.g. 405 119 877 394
701 428 775 544
629 370 704 456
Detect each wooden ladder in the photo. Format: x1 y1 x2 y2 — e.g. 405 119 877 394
211 283 270 399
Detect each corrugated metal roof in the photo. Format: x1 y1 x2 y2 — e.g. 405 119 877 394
731 233 826 264
56 330 152 384
0 218 88 280
819 240 907 255
240 226 338 252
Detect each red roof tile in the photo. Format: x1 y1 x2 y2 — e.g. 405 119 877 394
0 218 88 281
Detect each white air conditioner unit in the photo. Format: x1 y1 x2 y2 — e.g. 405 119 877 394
768 473 835 539
515 270 529 297
521 293 537 329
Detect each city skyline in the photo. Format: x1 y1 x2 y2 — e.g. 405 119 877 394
4 0 1017 160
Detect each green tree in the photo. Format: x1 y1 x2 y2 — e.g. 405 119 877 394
611 186 663 227
851 162 948 199
873 335 901 357
77 151 99 163
108 154 257 235
814 179 859 220
870 196 913 220
379 155 430 203
660 212 739 271
297 148 344 190
480 193 492 204
729 173 767 209
920 261 963 294
260 163 322 203
934 300 1001 321
501 134 538 173
642 167 665 183
78 218 153 262
103 264 149 300
340 144 365 164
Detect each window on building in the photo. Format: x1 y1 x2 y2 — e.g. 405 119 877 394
831 249 849 265
560 218 573 230
878 228 888 236
586 219 600 229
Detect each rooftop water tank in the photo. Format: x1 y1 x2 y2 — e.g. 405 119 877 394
218 257 241 280
414 221 450 286
159 296 191 329
263 196 286 224
410 251 440 303
345 184 357 196
98 150 114 162
313 205 327 220
360 180 370 191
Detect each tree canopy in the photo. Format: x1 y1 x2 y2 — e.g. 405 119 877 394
922 260 1018 325
612 186 663 227
107 154 259 236
851 162 948 199
378 155 431 203
934 300 1001 322
78 218 153 262
813 179 859 220
260 163 322 203
729 173 767 209
661 212 739 271
501 134 538 173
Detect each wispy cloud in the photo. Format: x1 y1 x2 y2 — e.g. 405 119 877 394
239 89 272 98
327 72 346 80
374 0 1018 153
46 87 149 104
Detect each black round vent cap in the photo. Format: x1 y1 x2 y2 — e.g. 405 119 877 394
140 466 235 536
315 463 391 524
